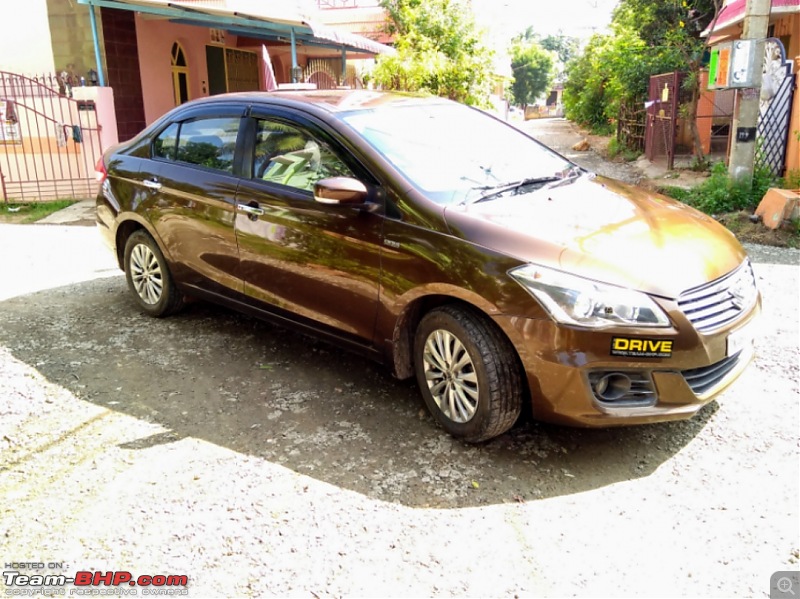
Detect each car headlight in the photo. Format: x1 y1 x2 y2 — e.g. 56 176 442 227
509 264 671 328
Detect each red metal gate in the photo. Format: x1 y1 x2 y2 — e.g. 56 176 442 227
645 72 683 171
0 72 103 202
304 59 339 90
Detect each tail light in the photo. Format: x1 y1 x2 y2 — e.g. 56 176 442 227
95 157 107 184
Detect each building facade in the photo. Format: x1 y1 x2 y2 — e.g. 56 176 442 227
0 0 391 200
705 0 800 176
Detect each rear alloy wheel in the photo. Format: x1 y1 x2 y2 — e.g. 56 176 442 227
123 230 184 317
414 305 522 442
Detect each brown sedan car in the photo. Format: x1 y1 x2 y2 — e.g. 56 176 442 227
95 90 760 442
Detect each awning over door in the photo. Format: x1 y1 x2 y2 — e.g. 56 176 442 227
76 0 395 55
705 0 800 35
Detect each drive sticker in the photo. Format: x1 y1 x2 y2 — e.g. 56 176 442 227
611 337 673 358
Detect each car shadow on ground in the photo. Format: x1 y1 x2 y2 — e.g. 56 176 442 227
0 275 717 509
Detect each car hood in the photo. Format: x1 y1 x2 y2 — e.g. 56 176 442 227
443 174 746 299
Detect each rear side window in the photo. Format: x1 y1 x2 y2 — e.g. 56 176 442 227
153 116 240 173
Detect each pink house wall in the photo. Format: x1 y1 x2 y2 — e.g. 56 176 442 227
73 86 119 150
135 17 239 126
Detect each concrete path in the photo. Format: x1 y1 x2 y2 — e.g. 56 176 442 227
37 199 95 225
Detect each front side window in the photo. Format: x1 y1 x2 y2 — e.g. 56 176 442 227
153 117 240 173
252 119 354 192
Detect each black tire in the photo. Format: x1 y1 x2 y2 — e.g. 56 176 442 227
413 305 523 442
123 230 184 317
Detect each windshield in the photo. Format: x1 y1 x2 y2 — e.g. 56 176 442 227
340 101 573 205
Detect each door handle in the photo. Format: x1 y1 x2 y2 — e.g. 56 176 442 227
238 203 264 217
143 179 162 191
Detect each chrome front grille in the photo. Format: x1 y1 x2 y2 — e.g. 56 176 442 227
677 260 758 333
681 351 742 395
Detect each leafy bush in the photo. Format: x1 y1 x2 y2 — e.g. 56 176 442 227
783 169 800 189
659 161 779 215
658 185 691 202
607 137 640 161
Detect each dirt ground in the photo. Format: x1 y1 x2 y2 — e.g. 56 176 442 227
0 121 799 597
715 211 799 247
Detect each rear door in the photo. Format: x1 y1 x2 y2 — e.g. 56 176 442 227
233 109 384 348
146 106 246 297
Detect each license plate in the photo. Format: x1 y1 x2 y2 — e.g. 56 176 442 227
727 321 754 357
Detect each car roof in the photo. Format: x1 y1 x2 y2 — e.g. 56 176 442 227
185 89 451 115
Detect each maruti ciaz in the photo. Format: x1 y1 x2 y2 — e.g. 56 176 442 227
95 90 760 442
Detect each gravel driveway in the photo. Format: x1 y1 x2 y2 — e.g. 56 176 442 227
0 118 798 597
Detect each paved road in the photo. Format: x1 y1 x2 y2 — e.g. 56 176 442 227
0 141 798 596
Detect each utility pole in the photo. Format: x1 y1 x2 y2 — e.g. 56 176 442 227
727 0 771 184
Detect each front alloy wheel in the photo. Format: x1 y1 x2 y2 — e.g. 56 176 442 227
413 305 523 442
422 329 480 423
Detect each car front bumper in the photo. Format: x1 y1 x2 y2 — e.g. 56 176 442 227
494 298 761 427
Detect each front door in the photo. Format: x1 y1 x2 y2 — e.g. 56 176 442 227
234 112 384 347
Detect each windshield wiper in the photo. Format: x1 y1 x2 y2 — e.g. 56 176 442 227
463 176 561 205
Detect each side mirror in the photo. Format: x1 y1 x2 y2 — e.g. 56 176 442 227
314 177 368 205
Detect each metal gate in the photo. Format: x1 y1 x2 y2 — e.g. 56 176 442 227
617 97 647 154
303 60 362 90
0 71 103 202
756 38 796 178
645 71 683 170
305 59 339 90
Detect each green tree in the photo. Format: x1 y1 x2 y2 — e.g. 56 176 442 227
512 29 579 83
563 0 721 154
509 42 553 106
611 0 722 162
539 34 580 79
372 0 494 106
562 34 615 132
